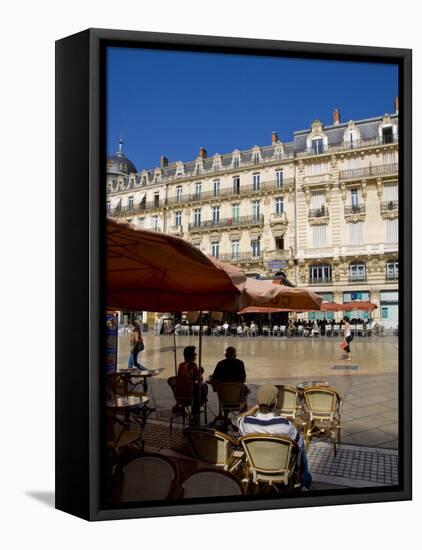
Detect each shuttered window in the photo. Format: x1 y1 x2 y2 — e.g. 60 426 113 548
383 183 398 201
349 222 363 245
386 219 398 242
311 224 327 247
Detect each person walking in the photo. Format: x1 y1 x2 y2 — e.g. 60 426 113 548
128 321 147 370
342 317 354 361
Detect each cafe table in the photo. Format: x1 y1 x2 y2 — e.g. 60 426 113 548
106 394 150 426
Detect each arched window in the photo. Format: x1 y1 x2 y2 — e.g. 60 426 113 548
349 261 366 282
309 263 332 284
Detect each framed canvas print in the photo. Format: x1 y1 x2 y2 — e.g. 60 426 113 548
55 28 412 521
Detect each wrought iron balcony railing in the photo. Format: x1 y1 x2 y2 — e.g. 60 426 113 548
381 200 399 211
345 204 366 215
339 163 398 181
219 252 263 262
308 207 329 218
348 275 367 283
308 277 332 285
297 135 398 157
188 214 264 232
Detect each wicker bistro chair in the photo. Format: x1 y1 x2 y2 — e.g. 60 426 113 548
216 382 248 432
120 453 178 502
174 468 244 499
240 434 301 492
184 427 244 473
275 385 299 422
167 376 207 432
107 372 145 399
106 410 144 458
302 386 342 456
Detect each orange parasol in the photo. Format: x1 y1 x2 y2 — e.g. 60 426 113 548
341 301 377 312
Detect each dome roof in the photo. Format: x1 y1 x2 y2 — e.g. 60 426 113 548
106 138 137 175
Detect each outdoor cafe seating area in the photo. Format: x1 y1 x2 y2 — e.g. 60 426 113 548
106 371 342 502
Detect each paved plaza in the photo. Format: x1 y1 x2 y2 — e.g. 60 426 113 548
117 332 399 489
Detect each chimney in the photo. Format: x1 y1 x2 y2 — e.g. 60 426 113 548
199 147 207 159
333 108 341 125
271 131 279 144
160 155 168 168
394 95 399 114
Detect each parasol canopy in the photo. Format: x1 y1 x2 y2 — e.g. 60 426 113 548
321 302 343 312
237 278 322 312
341 301 377 312
106 219 246 312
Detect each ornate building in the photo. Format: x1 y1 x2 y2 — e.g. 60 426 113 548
107 103 399 327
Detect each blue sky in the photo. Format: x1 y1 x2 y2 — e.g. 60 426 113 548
107 47 398 171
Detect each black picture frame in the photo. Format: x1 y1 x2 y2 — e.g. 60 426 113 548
55 28 412 521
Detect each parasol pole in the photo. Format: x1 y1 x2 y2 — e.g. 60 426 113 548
198 310 203 425
173 312 177 376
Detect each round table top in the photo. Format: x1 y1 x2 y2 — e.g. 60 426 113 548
106 395 149 409
113 368 164 378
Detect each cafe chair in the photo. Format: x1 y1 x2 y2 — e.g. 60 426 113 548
275 385 298 421
216 382 248 432
302 386 342 456
168 376 207 432
240 434 301 492
106 410 144 457
184 427 244 473
120 453 178 502
325 324 332 337
107 372 146 400
174 469 244 499
279 325 286 337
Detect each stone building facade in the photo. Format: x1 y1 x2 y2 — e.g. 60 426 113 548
107 104 399 327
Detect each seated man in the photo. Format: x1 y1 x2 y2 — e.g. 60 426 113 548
237 384 312 490
210 346 246 388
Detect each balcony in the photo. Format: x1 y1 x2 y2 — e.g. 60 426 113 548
345 204 365 215
308 207 329 224
111 201 163 217
339 163 398 181
297 135 398 158
169 225 183 236
166 179 295 207
348 274 367 283
381 200 399 212
270 211 288 224
219 252 263 263
303 173 330 187
308 277 332 285
188 214 264 233
386 273 399 282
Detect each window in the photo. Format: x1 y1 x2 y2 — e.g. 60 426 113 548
252 200 261 220
386 219 398 242
253 173 260 191
312 137 324 154
211 242 220 258
194 208 201 227
154 192 159 207
349 222 363 245
275 197 284 214
251 237 261 258
350 188 360 208
232 176 240 194
382 126 393 144
128 196 134 211
151 216 159 230
231 240 240 260
233 157 240 168
176 185 183 202
309 264 332 284
212 206 220 224
386 261 399 281
253 152 260 164
232 203 240 222
194 183 202 200
138 217 145 228
106 201 111 213
175 211 182 227
383 183 398 201
275 169 284 187
213 179 220 196
310 191 327 217
349 262 366 282
346 157 360 171
275 237 284 250
139 196 146 211
311 225 327 248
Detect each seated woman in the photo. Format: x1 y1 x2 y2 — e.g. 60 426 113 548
178 346 208 412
